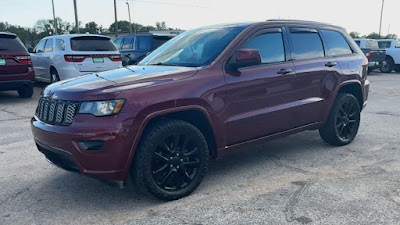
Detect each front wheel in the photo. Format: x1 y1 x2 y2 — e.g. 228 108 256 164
319 93 361 146
132 119 209 200
18 85 33 98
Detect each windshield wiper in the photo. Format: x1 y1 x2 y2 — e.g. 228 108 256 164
147 62 179 66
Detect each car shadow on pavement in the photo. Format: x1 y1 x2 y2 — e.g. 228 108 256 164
0 82 46 104
31 130 334 212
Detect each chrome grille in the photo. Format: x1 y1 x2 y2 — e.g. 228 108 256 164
36 97 79 126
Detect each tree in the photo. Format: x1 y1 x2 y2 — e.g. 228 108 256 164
109 20 132 33
384 34 398 39
365 32 381 39
349 32 360 39
83 21 99 34
155 21 167 30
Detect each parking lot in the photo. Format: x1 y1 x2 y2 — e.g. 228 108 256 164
0 72 399 224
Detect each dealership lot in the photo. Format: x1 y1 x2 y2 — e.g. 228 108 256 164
1 72 400 224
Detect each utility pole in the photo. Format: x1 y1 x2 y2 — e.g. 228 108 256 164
126 2 133 34
73 0 79 33
114 0 118 37
51 0 57 35
379 0 385 38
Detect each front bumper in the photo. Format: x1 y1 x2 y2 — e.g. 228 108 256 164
0 80 34 91
31 113 137 181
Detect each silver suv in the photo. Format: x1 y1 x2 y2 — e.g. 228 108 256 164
30 34 122 83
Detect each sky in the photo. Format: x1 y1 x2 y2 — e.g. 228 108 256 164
0 0 399 36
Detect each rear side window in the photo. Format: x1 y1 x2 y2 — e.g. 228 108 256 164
244 32 285 64
138 36 152 50
0 35 26 52
54 39 65 51
113 38 122 50
121 37 134 50
355 41 361 47
70 36 117 51
290 30 325 60
378 41 391 48
321 30 352 56
152 36 171 50
44 38 53 52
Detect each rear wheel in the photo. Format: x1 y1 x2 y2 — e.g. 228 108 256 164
18 85 33 98
50 68 60 83
380 57 394 73
132 119 209 200
319 93 361 146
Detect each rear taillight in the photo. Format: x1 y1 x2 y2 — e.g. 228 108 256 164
16 56 32 65
109 54 122 62
64 55 85 63
365 51 371 60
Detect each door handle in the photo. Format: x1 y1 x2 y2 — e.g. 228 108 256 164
277 69 292 75
325 62 337 67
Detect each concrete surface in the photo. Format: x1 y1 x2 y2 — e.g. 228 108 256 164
1 72 400 225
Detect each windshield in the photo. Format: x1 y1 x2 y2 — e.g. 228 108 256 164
139 26 245 67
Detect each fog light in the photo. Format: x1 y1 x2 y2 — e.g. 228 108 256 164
78 140 104 152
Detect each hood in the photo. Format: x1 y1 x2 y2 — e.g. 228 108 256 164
42 65 198 101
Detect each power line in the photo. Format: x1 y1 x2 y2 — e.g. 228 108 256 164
121 0 207 9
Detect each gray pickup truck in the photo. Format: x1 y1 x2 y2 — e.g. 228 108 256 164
354 38 386 73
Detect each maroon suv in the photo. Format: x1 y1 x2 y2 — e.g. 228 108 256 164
31 20 369 200
0 32 35 98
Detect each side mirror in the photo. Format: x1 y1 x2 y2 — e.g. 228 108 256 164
231 49 261 69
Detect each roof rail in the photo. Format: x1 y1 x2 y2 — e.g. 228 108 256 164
266 19 332 26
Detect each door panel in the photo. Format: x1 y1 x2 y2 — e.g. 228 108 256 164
224 62 297 145
292 57 341 126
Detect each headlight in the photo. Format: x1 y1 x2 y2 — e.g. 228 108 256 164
78 99 125 116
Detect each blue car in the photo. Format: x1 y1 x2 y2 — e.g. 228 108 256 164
114 33 175 66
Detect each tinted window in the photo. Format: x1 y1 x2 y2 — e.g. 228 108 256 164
70 36 117 51
378 41 391 49
321 30 352 56
0 35 26 52
34 39 46 53
54 39 65 51
290 32 324 60
152 36 171 50
355 40 361 47
138 36 152 50
244 32 285 63
44 38 53 52
121 37 134 50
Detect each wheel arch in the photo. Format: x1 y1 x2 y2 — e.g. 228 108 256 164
125 105 219 171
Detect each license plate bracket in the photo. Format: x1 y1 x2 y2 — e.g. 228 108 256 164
92 57 104 63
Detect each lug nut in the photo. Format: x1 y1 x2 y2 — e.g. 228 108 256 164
176 166 180 169
170 164 173 167
180 159 183 162
170 157 173 160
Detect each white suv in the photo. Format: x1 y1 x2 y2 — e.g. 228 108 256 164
31 34 122 83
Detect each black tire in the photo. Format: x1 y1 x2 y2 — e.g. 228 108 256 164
380 57 394 73
50 68 60 83
319 93 361 146
132 119 209 200
394 65 400 73
18 85 33 98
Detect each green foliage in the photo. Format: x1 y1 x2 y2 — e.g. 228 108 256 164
349 32 360 39
1 19 179 47
365 32 381 39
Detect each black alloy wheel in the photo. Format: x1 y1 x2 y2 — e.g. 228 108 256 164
133 119 209 200
319 93 361 146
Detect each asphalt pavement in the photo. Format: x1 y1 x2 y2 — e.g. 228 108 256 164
1 72 400 225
